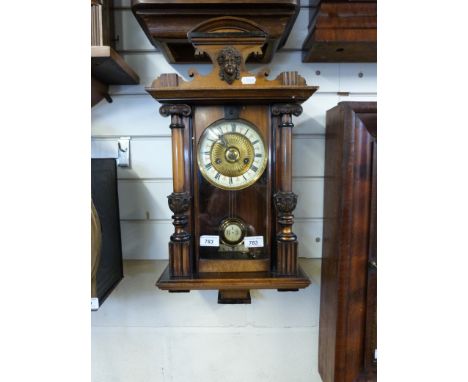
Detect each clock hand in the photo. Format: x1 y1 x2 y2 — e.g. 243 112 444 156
219 134 228 147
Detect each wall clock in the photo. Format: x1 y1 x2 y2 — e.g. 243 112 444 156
146 17 318 303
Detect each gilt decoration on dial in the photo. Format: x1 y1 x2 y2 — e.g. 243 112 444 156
197 119 267 190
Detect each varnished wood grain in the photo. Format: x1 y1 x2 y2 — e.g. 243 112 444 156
156 264 311 291
319 101 377 382
193 105 272 273
131 0 300 63
302 1 377 63
147 24 316 298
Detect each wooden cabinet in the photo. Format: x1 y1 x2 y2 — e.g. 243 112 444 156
319 102 377 382
302 1 377 62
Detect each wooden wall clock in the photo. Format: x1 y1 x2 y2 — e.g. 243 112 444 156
146 17 318 303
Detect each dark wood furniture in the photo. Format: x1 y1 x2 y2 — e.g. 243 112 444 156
145 16 318 303
91 159 124 308
131 0 300 63
91 0 139 107
319 102 377 382
302 1 377 62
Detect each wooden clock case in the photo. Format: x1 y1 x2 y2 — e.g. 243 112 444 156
146 17 318 303
131 0 300 64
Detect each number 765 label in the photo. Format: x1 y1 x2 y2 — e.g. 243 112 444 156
244 236 264 248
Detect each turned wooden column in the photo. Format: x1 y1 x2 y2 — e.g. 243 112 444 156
272 103 302 275
160 104 192 277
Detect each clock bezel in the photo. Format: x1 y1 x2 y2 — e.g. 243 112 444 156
196 118 268 191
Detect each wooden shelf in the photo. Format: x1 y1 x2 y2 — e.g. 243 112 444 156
91 46 139 85
91 46 140 107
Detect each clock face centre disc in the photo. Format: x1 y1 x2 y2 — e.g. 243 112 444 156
225 147 240 163
210 132 254 177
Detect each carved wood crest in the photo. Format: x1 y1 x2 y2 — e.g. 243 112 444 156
145 16 318 103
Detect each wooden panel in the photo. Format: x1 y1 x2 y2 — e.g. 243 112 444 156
118 180 172 220
120 221 173 259
319 101 377 382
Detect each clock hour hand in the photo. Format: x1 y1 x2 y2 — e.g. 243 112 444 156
219 133 228 147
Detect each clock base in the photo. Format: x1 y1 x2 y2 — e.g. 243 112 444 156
218 289 251 304
156 265 311 303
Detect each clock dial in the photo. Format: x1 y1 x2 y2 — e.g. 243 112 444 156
220 218 247 246
197 120 267 190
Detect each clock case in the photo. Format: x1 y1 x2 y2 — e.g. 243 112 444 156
146 17 318 303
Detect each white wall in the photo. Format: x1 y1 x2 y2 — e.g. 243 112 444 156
91 3 376 382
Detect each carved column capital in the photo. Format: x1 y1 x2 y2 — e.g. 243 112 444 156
271 103 303 128
159 104 192 129
274 191 298 213
168 192 191 214
168 192 191 242
274 191 298 241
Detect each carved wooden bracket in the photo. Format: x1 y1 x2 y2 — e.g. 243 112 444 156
168 192 191 242
160 104 192 129
274 191 298 241
272 103 303 128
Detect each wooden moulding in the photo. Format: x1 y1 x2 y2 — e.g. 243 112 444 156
146 17 318 104
131 0 300 63
302 1 377 62
156 265 311 291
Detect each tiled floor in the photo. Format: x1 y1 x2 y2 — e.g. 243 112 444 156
92 259 322 382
